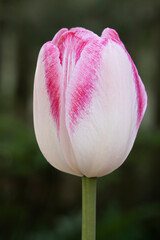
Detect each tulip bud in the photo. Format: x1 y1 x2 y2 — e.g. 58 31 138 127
33 27 147 177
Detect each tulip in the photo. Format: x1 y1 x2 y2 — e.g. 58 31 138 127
34 27 147 178
33 27 147 240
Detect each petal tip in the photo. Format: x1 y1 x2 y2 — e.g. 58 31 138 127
101 28 120 42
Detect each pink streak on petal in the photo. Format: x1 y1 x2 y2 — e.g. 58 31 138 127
57 31 91 65
43 42 61 131
75 40 89 63
69 81 94 128
67 40 105 132
56 32 74 65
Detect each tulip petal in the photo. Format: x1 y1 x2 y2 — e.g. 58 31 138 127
65 39 105 177
33 42 81 176
66 38 147 177
101 28 147 129
51 28 101 175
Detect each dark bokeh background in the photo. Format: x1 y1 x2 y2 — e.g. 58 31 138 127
0 0 160 239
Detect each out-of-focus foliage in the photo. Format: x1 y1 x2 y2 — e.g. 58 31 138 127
0 0 160 239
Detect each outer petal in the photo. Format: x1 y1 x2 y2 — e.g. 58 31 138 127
33 42 81 176
66 35 147 177
101 28 147 129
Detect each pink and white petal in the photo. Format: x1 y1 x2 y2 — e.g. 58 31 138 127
66 39 143 177
101 28 147 129
51 29 102 177
33 42 81 176
65 39 105 177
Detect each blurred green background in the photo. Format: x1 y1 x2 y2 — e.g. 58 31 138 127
0 0 160 239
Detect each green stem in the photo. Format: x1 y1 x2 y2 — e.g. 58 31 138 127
82 176 97 240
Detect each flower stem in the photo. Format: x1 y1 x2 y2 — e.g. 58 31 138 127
82 176 97 240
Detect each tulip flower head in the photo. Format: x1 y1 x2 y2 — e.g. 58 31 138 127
33 27 147 177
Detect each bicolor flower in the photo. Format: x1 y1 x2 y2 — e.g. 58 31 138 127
33 27 147 177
